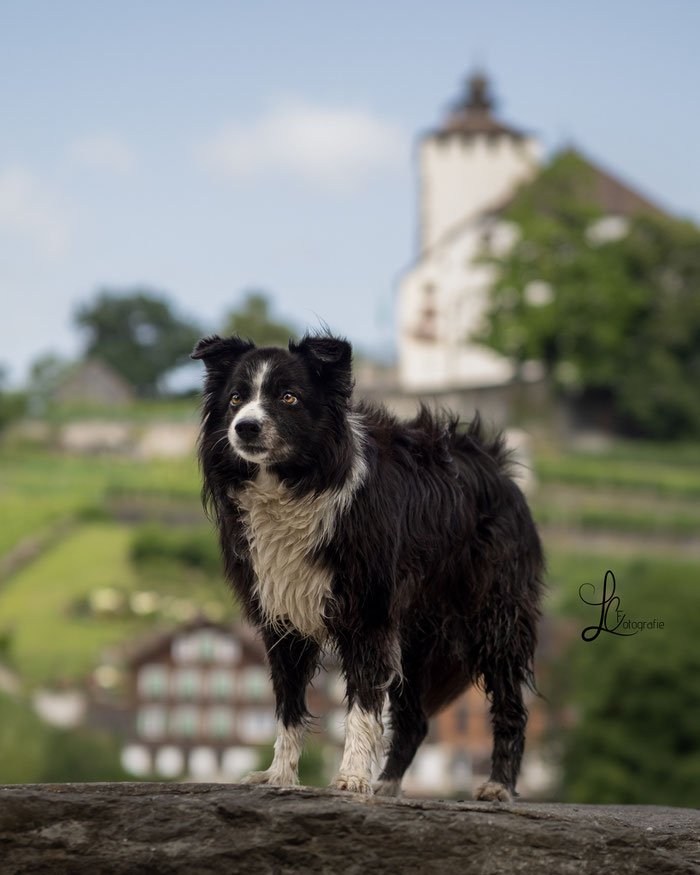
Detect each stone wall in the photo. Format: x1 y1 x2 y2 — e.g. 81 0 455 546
1 783 698 874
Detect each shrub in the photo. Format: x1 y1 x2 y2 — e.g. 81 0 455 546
130 524 220 575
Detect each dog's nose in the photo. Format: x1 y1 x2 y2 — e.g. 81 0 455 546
235 419 262 439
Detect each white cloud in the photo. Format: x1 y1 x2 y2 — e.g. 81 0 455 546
198 98 408 192
0 166 71 257
70 135 137 174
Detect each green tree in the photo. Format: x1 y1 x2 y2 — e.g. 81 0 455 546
75 290 202 397
26 352 72 415
0 364 26 430
481 150 700 438
223 292 298 348
0 691 131 782
552 563 700 807
43 725 132 782
0 691 48 783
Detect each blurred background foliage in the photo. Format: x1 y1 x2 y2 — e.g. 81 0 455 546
545 553 700 807
74 289 203 398
481 151 700 438
0 691 131 783
223 291 299 348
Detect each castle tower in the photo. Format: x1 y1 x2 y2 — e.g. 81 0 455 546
419 73 539 252
398 73 541 392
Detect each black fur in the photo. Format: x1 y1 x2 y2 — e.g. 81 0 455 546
193 332 544 797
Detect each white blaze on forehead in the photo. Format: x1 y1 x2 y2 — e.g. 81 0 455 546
251 359 271 398
231 359 271 428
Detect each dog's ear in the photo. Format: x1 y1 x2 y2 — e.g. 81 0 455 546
191 334 254 371
291 335 353 398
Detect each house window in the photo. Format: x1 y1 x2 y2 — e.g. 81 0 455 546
326 671 346 704
155 745 184 778
222 747 258 780
414 283 438 341
208 707 234 739
138 664 168 699
189 746 218 779
210 669 234 700
121 744 151 777
242 667 269 701
199 631 216 662
325 709 347 743
175 668 200 699
137 705 167 739
451 751 472 789
214 637 240 664
172 634 198 663
171 705 199 738
455 706 469 734
239 708 276 743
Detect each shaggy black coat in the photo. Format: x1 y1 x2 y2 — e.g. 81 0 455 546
192 332 544 796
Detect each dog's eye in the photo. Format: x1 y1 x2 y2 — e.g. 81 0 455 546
282 393 298 405
230 393 242 406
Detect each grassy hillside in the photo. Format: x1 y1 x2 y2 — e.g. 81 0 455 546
0 446 201 559
0 525 140 685
530 440 700 543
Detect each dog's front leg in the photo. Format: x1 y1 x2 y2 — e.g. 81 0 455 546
330 627 399 794
240 628 320 787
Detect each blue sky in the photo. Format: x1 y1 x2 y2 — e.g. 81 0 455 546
1 0 698 386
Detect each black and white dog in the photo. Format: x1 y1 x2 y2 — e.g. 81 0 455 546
192 332 544 801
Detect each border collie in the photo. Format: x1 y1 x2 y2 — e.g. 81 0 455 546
192 332 543 801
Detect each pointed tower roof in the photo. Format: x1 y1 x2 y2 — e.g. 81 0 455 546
436 71 526 139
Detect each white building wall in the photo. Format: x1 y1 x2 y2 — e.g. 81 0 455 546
398 219 519 392
420 133 539 252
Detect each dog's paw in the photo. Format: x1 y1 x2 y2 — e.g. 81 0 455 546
475 781 512 802
330 773 372 794
373 779 402 797
240 769 296 787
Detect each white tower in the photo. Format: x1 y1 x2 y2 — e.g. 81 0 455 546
419 73 539 252
399 73 541 392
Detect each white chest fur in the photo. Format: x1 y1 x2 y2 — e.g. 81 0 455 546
236 469 341 638
234 415 367 638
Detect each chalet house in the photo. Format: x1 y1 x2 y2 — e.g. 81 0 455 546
120 618 346 781
55 358 134 406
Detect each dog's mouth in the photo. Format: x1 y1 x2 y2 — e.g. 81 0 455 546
239 441 266 453
232 438 292 466
231 437 274 463
235 440 267 455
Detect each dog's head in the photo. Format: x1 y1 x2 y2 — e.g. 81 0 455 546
192 333 353 467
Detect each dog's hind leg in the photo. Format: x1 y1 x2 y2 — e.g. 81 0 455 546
373 676 428 797
240 628 320 787
476 656 529 803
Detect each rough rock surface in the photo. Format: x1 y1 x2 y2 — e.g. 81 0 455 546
0 783 698 874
